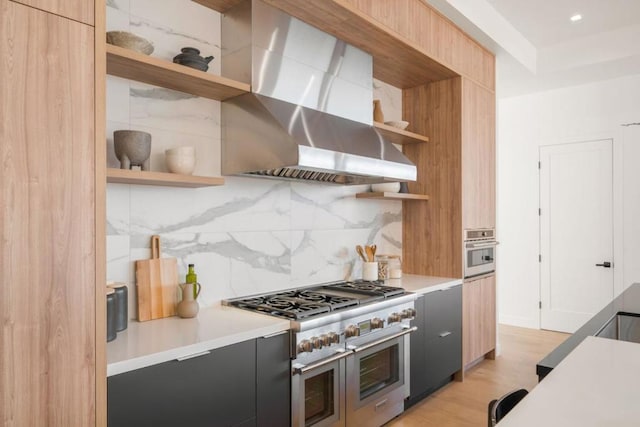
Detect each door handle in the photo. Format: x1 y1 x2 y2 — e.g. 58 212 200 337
595 262 612 268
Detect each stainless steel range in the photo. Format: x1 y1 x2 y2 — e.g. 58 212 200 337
224 280 417 427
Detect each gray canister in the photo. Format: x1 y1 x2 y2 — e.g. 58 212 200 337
106 289 117 342
109 283 129 332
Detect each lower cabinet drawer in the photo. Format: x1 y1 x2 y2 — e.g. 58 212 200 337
424 330 462 390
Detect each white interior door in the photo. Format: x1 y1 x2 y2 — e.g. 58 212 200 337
540 139 613 333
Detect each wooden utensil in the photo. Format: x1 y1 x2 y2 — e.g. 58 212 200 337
365 245 375 262
356 245 368 262
135 235 179 321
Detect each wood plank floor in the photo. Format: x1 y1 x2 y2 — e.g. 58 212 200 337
389 325 569 426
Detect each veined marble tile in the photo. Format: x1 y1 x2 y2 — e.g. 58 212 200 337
290 228 375 286
106 1 130 32
373 79 403 122
106 184 131 236
107 76 130 125
129 231 290 306
128 177 290 235
130 0 220 47
129 16 221 75
290 182 401 231
130 81 220 139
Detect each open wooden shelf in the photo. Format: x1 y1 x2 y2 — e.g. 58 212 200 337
107 168 225 188
192 0 243 13
106 44 250 101
374 122 429 145
356 192 430 201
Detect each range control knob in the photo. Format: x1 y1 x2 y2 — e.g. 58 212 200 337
401 308 417 319
311 336 323 350
298 339 312 354
371 317 385 329
388 313 402 324
344 325 360 338
327 332 340 344
320 334 332 347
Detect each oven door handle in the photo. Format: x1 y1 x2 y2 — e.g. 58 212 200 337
292 349 352 375
351 326 418 354
466 241 499 249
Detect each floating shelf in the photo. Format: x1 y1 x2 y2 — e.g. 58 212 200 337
356 192 430 201
191 0 243 13
374 122 429 145
106 44 250 101
107 169 225 188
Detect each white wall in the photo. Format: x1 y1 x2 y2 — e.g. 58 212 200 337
497 73 640 328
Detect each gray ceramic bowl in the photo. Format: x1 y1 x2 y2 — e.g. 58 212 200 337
106 31 154 55
114 130 152 170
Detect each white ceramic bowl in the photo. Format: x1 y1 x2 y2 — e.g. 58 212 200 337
371 182 401 193
165 147 196 175
384 120 409 130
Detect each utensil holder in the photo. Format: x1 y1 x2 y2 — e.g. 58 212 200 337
363 262 379 281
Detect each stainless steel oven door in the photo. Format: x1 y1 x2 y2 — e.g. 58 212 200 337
345 327 416 427
292 351 349 427
464 240 496 278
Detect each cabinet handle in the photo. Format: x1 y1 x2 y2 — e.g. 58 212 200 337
262 330 289 339
176 350 211 361
439 331 452 338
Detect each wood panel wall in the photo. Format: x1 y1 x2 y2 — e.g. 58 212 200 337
0 1 97 425
403 78 463 278
461 78 496 230
12 0 94 25
345 0 495 91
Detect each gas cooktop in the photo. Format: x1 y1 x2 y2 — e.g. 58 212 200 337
225 280 407 320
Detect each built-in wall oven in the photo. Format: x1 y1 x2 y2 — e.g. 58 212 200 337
464 228 498 279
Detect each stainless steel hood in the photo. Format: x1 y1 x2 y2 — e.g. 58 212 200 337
220 0 417 184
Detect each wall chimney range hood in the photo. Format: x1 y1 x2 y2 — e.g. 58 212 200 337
221 0 417 184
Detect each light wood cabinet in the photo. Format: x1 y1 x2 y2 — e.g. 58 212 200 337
462 78 496 230
463 275 496 366
0 1 98 425
13 0 94 25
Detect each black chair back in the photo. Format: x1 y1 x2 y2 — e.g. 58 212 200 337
487 388 528 426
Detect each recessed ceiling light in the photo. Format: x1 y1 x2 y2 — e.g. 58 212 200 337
570 14 582 22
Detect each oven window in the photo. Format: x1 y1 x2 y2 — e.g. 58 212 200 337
467 247 494 268
359 345 399 400
305 370 334 426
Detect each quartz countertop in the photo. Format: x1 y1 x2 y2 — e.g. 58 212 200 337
501 336 640 426
386 274 462 294
107 304 289 376
537 282 640 379
106 274 462 376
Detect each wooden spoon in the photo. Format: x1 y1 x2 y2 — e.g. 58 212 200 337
365 245 375 262
356 245 368 262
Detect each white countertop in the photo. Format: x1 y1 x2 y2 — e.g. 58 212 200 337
387 274 462 294
499 336 640 426
107 304 289 376
106 274 461 376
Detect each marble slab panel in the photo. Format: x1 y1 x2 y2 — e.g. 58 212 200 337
106 183 131 236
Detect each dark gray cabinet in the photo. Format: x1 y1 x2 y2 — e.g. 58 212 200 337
108 333 291 427
406 285 462 408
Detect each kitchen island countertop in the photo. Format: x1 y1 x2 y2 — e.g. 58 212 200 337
500 336 640 426
107 274 461 376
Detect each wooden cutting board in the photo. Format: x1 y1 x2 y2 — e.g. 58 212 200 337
135 235 178 321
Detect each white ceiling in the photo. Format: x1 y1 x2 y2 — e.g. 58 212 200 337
486 0 640 48
426 0 640 97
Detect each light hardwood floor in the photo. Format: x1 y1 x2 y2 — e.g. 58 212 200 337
390 325 569 426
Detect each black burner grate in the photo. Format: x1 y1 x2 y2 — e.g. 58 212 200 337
324 280 405 297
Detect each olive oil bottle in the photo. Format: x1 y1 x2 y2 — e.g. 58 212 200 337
186 264 198 298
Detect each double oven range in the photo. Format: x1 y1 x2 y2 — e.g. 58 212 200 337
224 281 417 427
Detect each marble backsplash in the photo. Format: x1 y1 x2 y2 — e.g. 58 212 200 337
105 0 405 315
